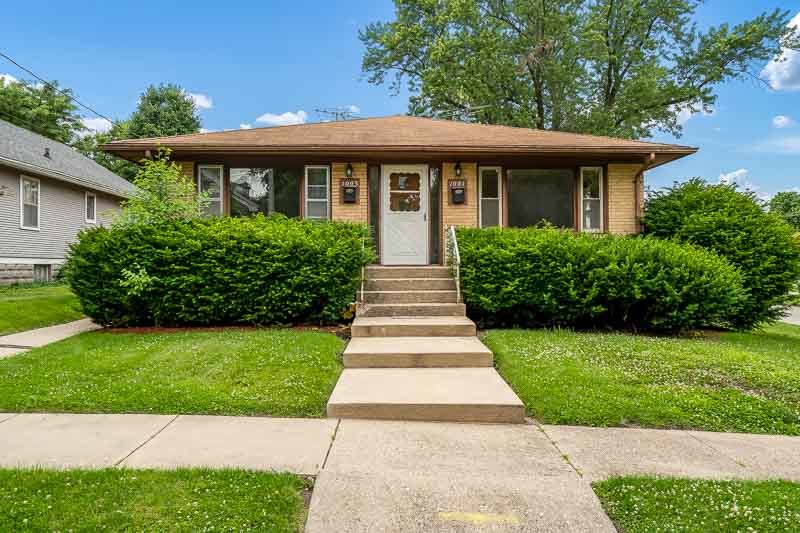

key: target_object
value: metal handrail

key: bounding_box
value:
[359,230,366,304]
[446,225,461,303]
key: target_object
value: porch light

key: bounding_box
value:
[345,163,353,177]
[454,162,462,177]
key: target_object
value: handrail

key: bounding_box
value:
[359,230,366,304]
[446,225,461,304]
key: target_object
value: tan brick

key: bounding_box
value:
[177,161,194,181]
[331,162,368,223]
[442,162,478,229]
[607,164,643,235]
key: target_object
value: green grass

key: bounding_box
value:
[0,468,308,532]
[594,476,800,533]
[484,323,800,435]
[0,329,343,417]
[0,284,83,336]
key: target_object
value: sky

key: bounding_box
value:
[2,0,799,198]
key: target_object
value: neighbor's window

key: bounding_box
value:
[304,166,330,219]
[20,176,40,230]
[85,191,97,223]
[479,167,502,228]
[507,169,574,228]
[580,167,603,232]
[198,164,223,216]
[230,167,300,218]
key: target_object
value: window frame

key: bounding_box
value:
[304,165,331,220]
[579,166,604,233]
[19,175,41,231]
[478,166,503,228]
[197,164,224,216]
[85,191,97,224]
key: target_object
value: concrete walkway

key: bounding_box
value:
[783,306,800,326]
[0,318,99,358]
[2,413,799,531]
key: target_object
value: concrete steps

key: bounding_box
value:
[362,290,458,304]
[364,278,456,291]
[356,303,466,317]
[326,368,525,423]
[366,266,452,278]
[351,316,476,337]
[343,337,493,368]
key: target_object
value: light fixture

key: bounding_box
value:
[454,162,462,177]
[345,163,353,178]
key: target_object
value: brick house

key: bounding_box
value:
[103,115,695,266]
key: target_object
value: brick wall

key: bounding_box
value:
[442,162,478,229]
[178,161,194,181]
[331,162,368,223]
[607,163,643,234]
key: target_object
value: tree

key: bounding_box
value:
[116,149,208,225]
[0,77,84,143]
[127,84,201,139]
[72,120,139,181]
[361,1,799,138]
[770,191,800,231]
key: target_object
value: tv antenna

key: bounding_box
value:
[436,104,491,120]
[314,107,360,121]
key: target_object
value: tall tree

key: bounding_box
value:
[127,84,201,138]
[0,77,84,143]
[72,120,139,181]
[361,0,799,138]
[770,191,800,231]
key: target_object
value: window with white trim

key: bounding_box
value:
[304,166,330,219]
[85,191,97,223]
[20,176,40,230]
[198,164,223,216]
[580,167,603,232]
[479,167,502,228]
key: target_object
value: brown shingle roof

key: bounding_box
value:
[103,115,696,158]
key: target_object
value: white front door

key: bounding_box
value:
[381,164,429,265]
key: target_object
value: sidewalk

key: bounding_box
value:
[784,306,800,326]
[1,413,798,531]
[0,318,99,358]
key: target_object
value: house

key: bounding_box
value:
[0,119,135,284]
[103,115,696,266]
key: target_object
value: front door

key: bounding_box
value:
[381,164,429,265]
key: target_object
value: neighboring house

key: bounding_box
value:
[103,115,695,265]
[0,119,135,284]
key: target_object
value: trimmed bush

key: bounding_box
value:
[64,214,374,327]
[456,227,744,331]
[643,179,800,328]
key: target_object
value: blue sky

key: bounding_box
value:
[2,0,798,197]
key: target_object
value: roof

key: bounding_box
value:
[102,115,696,167]
[0,119,135,197]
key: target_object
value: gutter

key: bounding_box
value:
[0,155,133,198]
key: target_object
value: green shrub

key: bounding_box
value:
[456,227,744,331]
[643,179,800,328]
[64,214,374,327]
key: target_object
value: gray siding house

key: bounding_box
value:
[0,119,135,284]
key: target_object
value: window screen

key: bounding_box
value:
[198,165,223,216]
[507,169,574,228]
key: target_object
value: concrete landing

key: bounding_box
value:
[343,336,493,368]
[326,368,525,423]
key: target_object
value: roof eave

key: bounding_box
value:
[0,155,133,198]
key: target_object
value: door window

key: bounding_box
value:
[389,172,421,212]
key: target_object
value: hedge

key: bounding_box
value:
[64,215,374,327]
[456,227,744,331]
[643,179,800,329]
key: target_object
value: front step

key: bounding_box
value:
[343,337,493,368]
[366,266,451,278]
[365,278,456,291]
[362,290,458,304]
[326,368,525,423]
[356,303,466,317]
[351,316,476,337]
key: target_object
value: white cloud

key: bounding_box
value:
[81,117,113,134]
[347,104,361,114]
[718,168,771,201]
[753,136,800,154]
[188,92,213,110]
[255,110,308,126]
[199,128,215,134]
[773,115,794,128]
[671,104,714,125]
[239,123,252,130]
[0,73,18,85]
[761,12,800,91]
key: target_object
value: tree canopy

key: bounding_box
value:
[361,0,799,138]
[127,84,201,139]
[770,191,800,231]
[0,77,84,143]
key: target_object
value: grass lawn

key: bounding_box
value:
[0,329,343,417]
[0,284,83,336]
[484,322,800,435]
[0,468,308,532]
[594,476,800,533]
